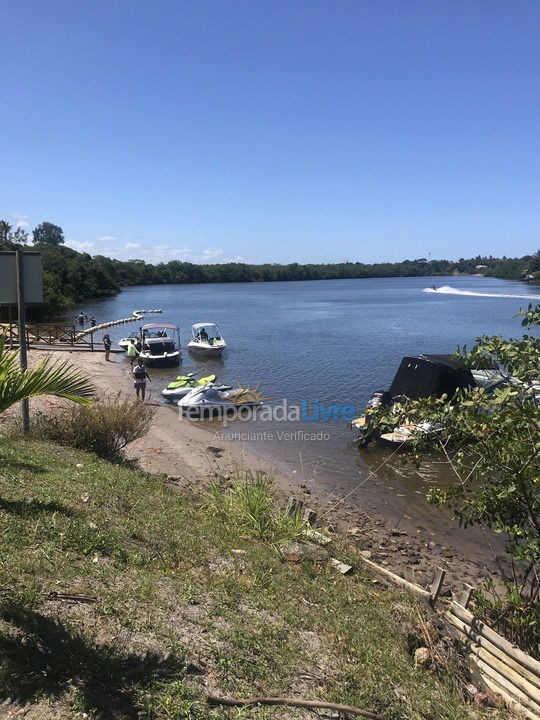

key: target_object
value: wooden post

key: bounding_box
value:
[286,497,304,515]
[430,567,446,604]
[16,250,30,432]
[303,508,318,526]
[457,583,474,609]
[90,330,94,351]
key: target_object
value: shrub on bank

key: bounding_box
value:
[29,395,154,462]
[204,471,308,545]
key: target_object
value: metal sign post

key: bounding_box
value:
[0,250,43,432]
[16,250,30,431]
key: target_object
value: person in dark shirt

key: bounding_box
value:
[103,333,112,362]
[133,358,151,401]
[199,327,209,343]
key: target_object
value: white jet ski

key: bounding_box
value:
[177,383,262,417]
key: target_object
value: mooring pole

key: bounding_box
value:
[16,250,30,432]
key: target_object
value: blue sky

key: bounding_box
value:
[1,0,539,264]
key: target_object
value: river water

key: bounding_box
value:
[65,275,540,558]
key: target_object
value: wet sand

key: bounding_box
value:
[3,346,512,594]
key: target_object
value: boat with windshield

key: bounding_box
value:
[118,330,141,350]
[138,323,181,367]
[187,323,226,357]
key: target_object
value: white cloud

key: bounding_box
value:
[12,213,30,228]
[200,247,225,260]
[68,240,96,252]
[64,235,246,265]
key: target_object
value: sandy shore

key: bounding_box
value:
[2,345,512,594]
[6,346,284,486]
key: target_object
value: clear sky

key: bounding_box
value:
[1,0,539,264]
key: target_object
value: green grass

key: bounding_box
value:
[0,437,501,719]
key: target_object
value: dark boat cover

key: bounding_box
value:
[388,355,475,401]
[145,339,176,355]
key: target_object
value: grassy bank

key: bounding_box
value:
[0,437,500,719]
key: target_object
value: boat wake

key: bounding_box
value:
[423,285,540,300]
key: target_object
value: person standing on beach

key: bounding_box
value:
[133,357,151,401]
[103,333,112,362]
[126,339,139,367]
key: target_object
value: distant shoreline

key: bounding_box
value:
[17,240,532,319]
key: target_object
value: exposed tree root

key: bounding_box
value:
[205,694,387,718]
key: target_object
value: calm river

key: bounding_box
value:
[64,275,540,558]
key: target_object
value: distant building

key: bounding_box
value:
[475,264,488,270]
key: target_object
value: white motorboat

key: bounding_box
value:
[187,323,226,357]
[177,383,262,417]
[118,330,141,350]
[139,323,181,367]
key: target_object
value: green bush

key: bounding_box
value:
[204,471,307,545]
[472,581,540,660]
[30,395,154,462]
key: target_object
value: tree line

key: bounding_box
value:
[0,219,537,317]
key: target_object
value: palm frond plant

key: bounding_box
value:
[0,332,95,414]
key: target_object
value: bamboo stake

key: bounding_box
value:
[473,644,540,710]
[473,654,540,717]
[357,555,431,597]
[445,611,540,693]
[447,619,540,708]
[449,602,540,678]
[481,675,539,720]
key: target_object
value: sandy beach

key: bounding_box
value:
[2,345,512,595]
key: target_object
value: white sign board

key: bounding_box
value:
[0,251,43,305]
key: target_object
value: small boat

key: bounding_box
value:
[353,354,507,447]
[161,373,216,401]
[118,330,141,350]
[178,383,262,417]
[187,323,226,357]
[139,323,181,367]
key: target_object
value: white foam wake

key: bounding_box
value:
[423,285,540,300]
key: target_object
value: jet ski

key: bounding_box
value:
[161,373,216,401]
[177,383,263,418]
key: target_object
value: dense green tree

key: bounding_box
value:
[527,249,540,276]
[0,220,13,249]
[0,221,29,250]
[33,221,65,246]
